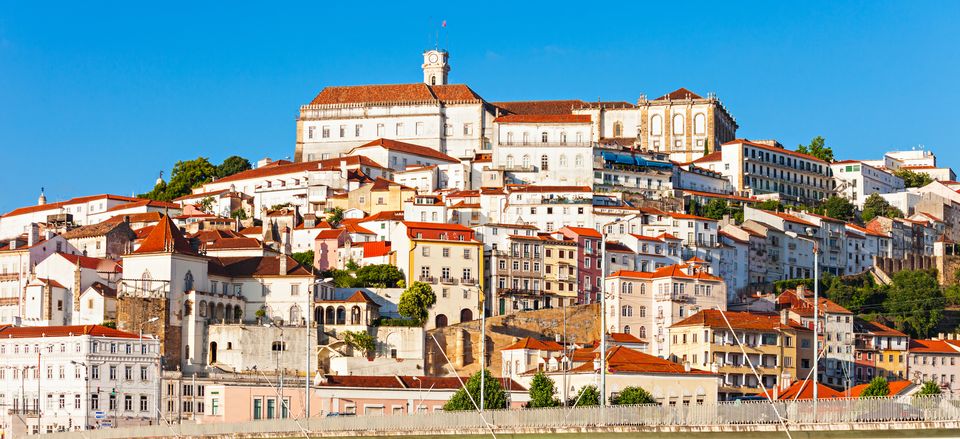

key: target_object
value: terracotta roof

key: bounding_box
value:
[104,212,164,225]
[61,221,132,239]
[317,375,525,391]
[56,252,114,271]
[492,100,584,115]
[682,190,758,203]
[846,223,888,238]
[133,226,155,239]
[600,345,712,375]
[672,310,810,331]
[778,289,853,315]
[132,215,195,255]
[352,138,459,163]
[0,324,139,339]
[360,211,406,222]
[761,381,844,400]
[360,241,391,258]
[692,151,723,163]
[204,237,263,250]
[604,242,633,253]
[34,278,66,288]
[494,114,591,124]
[507,185,593,193]
[369,177,415,192]
[340,219,376,235]
[910,339,960,354]
[559,226,601,239]
[86,282,117,298]
[344,290,379,305]
[1,194,141,218]
[848,380,914,398]
[608,332,645,344]
[723,139,828,164]
[239,226,262,235]
[653,88,703,101]
[502,337,564,351]
[308,83,482,105]
[210,255,313,277]
[315,229,346,240]
[856,319,907,337]
[758,209,818,227]
[212,156,386,185]
[105,199,180,212]
[190,229,244,243]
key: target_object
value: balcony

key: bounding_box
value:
[462,278,477,286]
[418,276,436,284]
[0,297,18,306]
[0,272,19,281]
[499,141,592,148]
[499,288,543,298]
[654,293,693,302]
[439,277,458,285]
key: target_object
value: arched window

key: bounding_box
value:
[541,155,549,171]
[506,155,514,168]
[575,155,583,167]
[627,282,633,294]
[639,306,646,317]
[184,271,194,291]
[639,326,647,339]
[184,300,192,316]
[506,132,514,144]
[651,115,663,136]
[140,270,152,293]
[541,132,548,143]
[559,155,568,167]
[623,325,631,335]
[522,155,531,169]
[560,132,567,145]
[673,114,684,135]
[198,301,207,317]
[350,306,361,325]
[694,113,706,135]
[430,75,436,85]
[435,314,448,328]
[613,121,623,137]
[290,305,302,324]
[621,305,633,317]
[640,283,646,295]
[336,307,346,325]
[460,308,473,322]
[621,283,628,294]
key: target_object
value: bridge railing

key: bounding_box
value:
[34,395,960,438]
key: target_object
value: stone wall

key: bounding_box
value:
[425,304,599,377]
[117,296,179,370]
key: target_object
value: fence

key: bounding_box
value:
[35,396,960,439]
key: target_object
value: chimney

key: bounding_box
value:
[684,362,691,372]
[124,215,131,224]
[796,284,806,297]
[27,223,40,247]
[340,160,348,178]
[281,226,292,256]
[279,253,288,276]
[780,308,789,326]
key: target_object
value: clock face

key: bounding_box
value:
[429,53,439,63]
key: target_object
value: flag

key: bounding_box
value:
[442,20,447,28]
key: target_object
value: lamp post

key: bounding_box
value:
[479,286,486,412]
[599,214,636,412]
[787,227,820,419]
[411,376,423,413]
[264,322,286,418]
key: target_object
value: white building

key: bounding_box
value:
[862,149,956,182]
[489,114,594,187]
[830,160,905,207]
[0,230,77,325]
[0,193,141,240]
[0,325,161,435]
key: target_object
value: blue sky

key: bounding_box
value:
[1,1,958,213]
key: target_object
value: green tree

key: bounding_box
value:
[894,169,934,188]
[884,269,944,338]
[823,273,887,314]
[570,385,601,407]
[355,264,405,288]
[610,386,656,405]
[702,199,730,220]
[756,199,783,212]
[198,196,215,213]
[917,380,942,396]
[398,282,436,324]
[343,330,376,356]
[796,136,834,162]
[345,259,361,272]
[327,207,345,228]
[141,157,218,201]
[945,285,960,307]
[231,208,248,220]
[527,372,560,408]
[216,155,252,178]
[861,193,903,223]
[859,376,890,398]
[443,369,507,411]
[291,250,314,268]
[821,196,855,222]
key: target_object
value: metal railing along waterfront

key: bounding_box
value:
[35,395,960,438]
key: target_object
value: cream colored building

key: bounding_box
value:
[636,88,738,163]
[669,309,814,400]
[327,178,417,216]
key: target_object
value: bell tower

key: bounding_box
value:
[422,50,449,85]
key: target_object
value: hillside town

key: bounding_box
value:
[5,49,960,435]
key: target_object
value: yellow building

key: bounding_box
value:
[328,177,416,215]
[669,309,814,400]
[854,319,909,384]
[541,235,578,308]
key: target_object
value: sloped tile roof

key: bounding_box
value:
[133,215,195,255]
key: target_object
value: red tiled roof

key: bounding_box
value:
[340,219,376,235]
[361,241,391,258]
[758,209,818,227]
[692,151,723,163]
[494,114,591,124]
[846,223,888,238]
[315,229,345,240]
[133,215,195,255]
[344,290,378,304]
[317,375,525,391]
[0,324,139,339]
[309,83,482,105]
[682,190,758,203]
[857,319,907,337]
[723,139,828,164]
[778,289,853,315]
[359,211,405,222]
[910,339,960,354]
[34,278,66,288]
[369,177,415,192]
[213,156,386,185]
[608,332,645,344]
[492,100,584,115]
[653,87,703,101]
[560,226,601,238]
[352,138,459,163]
[848,380,914,397]
[2,194,141,218]
[105,199,180,212]
[502,337,564,351]
[204,237,263,250]
[56,252,110,271]
[602,345,712,375]
[672,310,810,331]
[239,226,262,235]
[507,185,593,193]
[210,255,313,277]
[614,263,723,281]
[761,381,844,400]
[104,212,164,224]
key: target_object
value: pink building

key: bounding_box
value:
[200,375,528,423]
[313,229,348,270]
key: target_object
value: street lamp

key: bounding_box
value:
[599,214,636,411]
[263,322,287,419]
[786,227,819,418]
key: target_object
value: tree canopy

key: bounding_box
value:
[355,264,405,288]
[343,330,376,357]
[398,281,436,325]
[861,193,903,223]
[610,386,656,405]
[291,250,314,268]
[527,372,560,408]
[918,380,942,396]
[216,155,252,178]
[570,385,601,407]
[796,136,834,162]
[327,207,345,228]
[821,196,855,222]
[884,269,944,338]
[859,377,890,398]
[894,169,934,188]
[443,369,507,411]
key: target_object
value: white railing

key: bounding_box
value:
[35,396,960,439]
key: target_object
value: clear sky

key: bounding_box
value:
[1,1,958,213]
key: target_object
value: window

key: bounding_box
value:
[463,123,473,135]
[463,249,471,259]
[613,121,623,137]
[124,395,133,411]
[651,114,663,136]
[321,126,330,138]
[109,366,117,380]
[291,284,300,296]
[125,366,133,381]
[91,394,99,410]
[92,365,100,380]
[141,366,148,381]
[140,395,148,412]
[541,155,549,171]
[254,399,263,420]
[415,122,424,136]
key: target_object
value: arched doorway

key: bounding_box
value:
[336,307,346,325]
[435,314,448,328]
[209,342,218,364]
[325,307,335,324]
[460,308,473,323]
[351,306,361,325]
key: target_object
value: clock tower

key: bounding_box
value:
[422,50,449,86]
